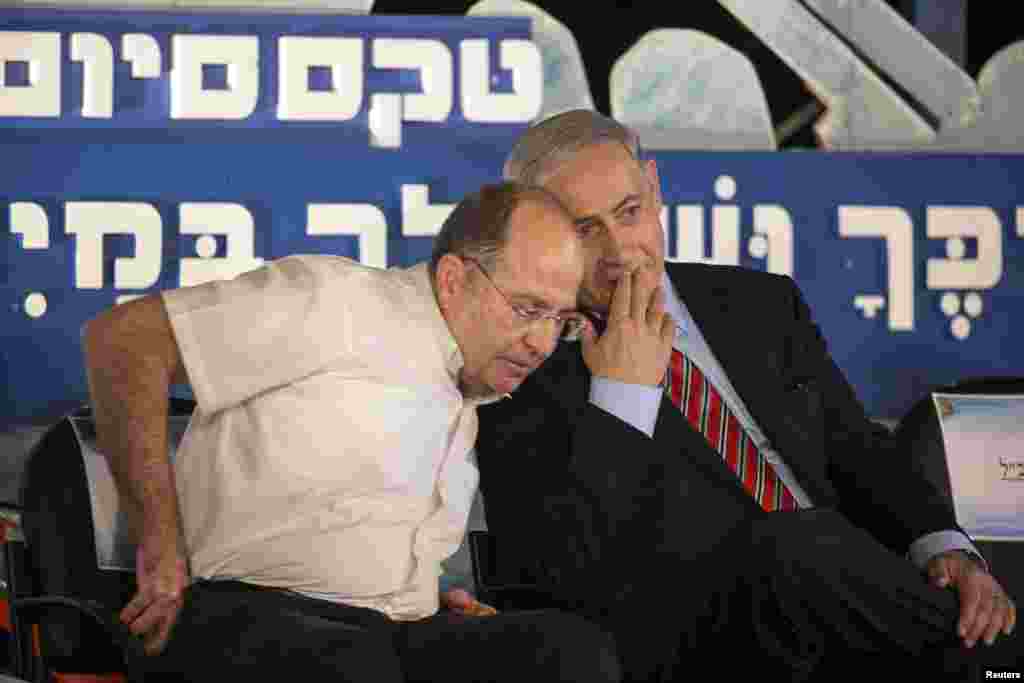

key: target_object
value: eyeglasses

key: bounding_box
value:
[464,257,587,342]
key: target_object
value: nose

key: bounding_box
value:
[522,318,560,359]
[600,219,631,260]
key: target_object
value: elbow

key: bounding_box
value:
[80,306,139,391]
[79,294,186,388]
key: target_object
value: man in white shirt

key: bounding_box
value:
[82,181,621,682]
[474,111,1018,681]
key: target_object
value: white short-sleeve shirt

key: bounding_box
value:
[162,255,493,620]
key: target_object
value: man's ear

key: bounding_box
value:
[434,253,466,312]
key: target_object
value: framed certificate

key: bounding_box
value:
[934,393,1024,541]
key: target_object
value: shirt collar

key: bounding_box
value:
[661,268,691,340]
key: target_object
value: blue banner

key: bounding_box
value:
[2,8,1022,426]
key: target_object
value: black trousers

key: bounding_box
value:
[603,508,1019,682]
[152,580,621,683]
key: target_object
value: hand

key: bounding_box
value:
[581,267,675,386]
[120,533,190,655]
[927,550,1016,647]
[440,587,498,617]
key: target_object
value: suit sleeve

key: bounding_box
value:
[780,276,963,553]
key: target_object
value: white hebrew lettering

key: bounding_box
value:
[277,36,362,121]
[122,34,161,79]
[369,93,402,148]
[307,203,388,268]
[373,38,452,122]
[65,202,162,291]
[926,207,1003,290]
[368,38,453,148]
[753,205,794,276]
[402,184,454,237]
[672,205,739,265]
[24,291,47,318]
[838,206,915,331]
[998,457,1024,481]
[0,31,60,117]
[460,38,542,122]
[171,35,259,120]
[71,33,113,118]
[10,202,49,250]
[9,202,50,318]
[178,203,263,286]
[853,295,885,319]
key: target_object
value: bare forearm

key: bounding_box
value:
[82,295,186,546]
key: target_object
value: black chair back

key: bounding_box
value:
[12,400,195,680]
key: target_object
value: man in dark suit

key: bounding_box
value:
[474,110,1017,681]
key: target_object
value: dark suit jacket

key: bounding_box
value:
[475,262,960,627]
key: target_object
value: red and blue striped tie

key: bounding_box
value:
[665,349,798,512]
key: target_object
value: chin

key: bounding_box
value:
[492,378,522,395]
[491,372,529,396]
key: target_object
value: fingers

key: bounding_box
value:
[608,269,631,324]
[578,316,599,355]
[963,591,993,647]
[144,611,180,656]
[611,267,660,324]
[981,597,1008,646]
[123,590,183,635]
[631,267,657,322]
[453,601,499,617]
[975,591,1016,647]
[121,576,186,627]
[647,283,666,326]
[122,562,188,656]
[441,588,498,617]
[470,601,498,617]
[957,576,1013,648]
[122,592,184,656]
[585,267,675,386]
[959,583,984,646]
[441,588,475,610]
[120,591,149,625]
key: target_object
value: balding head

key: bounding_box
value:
[429,181,567,278]
[503,109,642,185]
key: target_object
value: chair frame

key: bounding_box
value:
[2,401,194,683]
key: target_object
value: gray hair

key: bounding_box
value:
[503,109,643,185]
[429,181,561,278]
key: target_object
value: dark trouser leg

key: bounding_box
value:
[394,608,621,683]
[153,581,620,683]
[152,580,405,683]
[706,508,972,679]
[598,508,980,682]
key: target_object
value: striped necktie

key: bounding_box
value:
[665,348,798,512]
